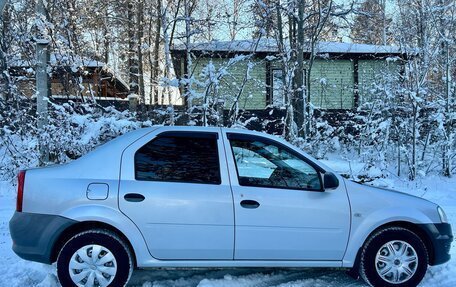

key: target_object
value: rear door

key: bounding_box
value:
[119,127,234,260]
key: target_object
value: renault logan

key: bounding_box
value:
[9,126,452,287]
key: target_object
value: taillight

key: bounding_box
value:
[16,170,26,212]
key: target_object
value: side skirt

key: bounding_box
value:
[137,260,343,268]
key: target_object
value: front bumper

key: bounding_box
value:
[418,223,453,265]
[9,211,77,264]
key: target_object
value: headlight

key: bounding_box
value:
[437,206,448,223]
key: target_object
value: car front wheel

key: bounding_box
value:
[56,229,133,287]
[359,227,428,287]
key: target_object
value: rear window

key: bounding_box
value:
[134,132,221,184]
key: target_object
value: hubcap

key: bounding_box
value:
[375,240,418,284]
[69,244,117,287]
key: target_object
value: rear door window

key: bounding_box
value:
[135,132,221,184]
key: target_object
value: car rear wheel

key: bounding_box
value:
[359,227,428,287]
[56,229,133,287]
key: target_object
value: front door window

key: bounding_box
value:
[229,136,322,191]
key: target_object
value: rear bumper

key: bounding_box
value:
[9,211,77,264]
[418,223,453,265]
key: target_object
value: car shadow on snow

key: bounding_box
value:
[127,267,368,287]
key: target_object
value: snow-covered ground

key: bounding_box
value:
[0,159,455,287]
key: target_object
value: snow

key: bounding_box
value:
[8,54,129,92]
[172,39,409,55]
[0,157,455,287]
[9,54,104,68]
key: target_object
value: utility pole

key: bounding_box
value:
[0,0,8,100]
[36,0,50,164]
[295,0,306,138]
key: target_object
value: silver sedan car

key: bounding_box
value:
[10,126,452,287]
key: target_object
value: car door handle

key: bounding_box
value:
[124,193,145,202]
[240,200,260,209]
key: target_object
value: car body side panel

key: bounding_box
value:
[342,180,440,267]
[221,129,351,260]
[18,128,158,266]
[22,177,120,215]
[60,205,153,265]
[118,126,235,260]
[22,128,157,215]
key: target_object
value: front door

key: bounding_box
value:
[223,131,350,260]
[119,128,234,260]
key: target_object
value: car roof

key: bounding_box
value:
[150,125,290,147]
[150,125,269,136]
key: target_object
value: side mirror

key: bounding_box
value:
[323,172,339,190]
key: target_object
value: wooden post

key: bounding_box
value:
[36,0,50,164]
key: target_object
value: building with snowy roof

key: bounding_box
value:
[9,54,129,102]
[171,39,411,114]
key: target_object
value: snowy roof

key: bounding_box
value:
[102,66,129,91]
[9,53,129,90]
[9,53,105,68]
[172,39,410,55]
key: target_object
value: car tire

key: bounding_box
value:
[359,227,428,287]
[56,229,133,287]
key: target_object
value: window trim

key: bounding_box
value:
[134,131,222,185]
[227,133,324,192]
